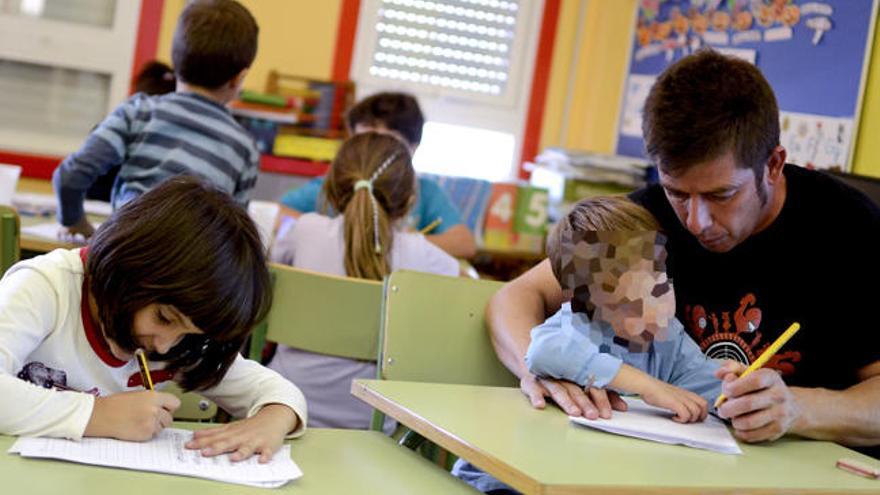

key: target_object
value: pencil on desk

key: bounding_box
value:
[135,348,154,391]
[714,322,801,408]
[419,217,442,235]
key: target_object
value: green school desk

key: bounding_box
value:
[0,426,478,494]
[15,178,106,254]
[352,379,880,494]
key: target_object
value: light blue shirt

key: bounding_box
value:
[526,303,721,404]
[279,176,463,233]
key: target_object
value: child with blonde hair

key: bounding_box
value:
[269,132,458,430]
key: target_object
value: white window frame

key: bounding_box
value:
[350,0,545,180]
[0,1,141,155]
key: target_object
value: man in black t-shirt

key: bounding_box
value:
[486,50,880,456]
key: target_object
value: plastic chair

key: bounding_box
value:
[372,270,518,464]
[0,206,20,275]
[377,270,517,387]
[164,381,218,422]
[249,263,383,363]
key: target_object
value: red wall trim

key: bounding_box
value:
[131,0,165,91]
[518,0,560,180]
[331,0,362,82]
[0,151,62,180]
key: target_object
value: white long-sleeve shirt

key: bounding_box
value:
[0,248,307,440]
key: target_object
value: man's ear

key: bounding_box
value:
[766,145,787,184]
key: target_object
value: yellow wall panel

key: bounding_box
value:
[155,0,343,92]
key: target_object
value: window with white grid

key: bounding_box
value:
[369,0,519,97]
[352,0,545,180]
[0,0,139,156]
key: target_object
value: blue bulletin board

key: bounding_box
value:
[616,0,879,170]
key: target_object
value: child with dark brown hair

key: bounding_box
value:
[55,0,261,240]
[269,132,458,431]
[0,177,306,463]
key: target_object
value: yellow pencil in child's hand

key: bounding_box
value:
[419,217,442,235]
[714,322,801,408]
[135,348,154,391]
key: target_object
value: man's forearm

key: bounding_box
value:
[486,287,541,378]
[792,376,880,446]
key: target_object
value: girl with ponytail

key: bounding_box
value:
[268,132,459,431]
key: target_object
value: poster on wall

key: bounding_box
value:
[616,0,878,171]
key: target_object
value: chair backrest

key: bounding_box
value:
[251,263,384,362]
[379,270,518,387]
[0,205,21,275]
[163,382,218,422]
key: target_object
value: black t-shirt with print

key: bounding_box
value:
[631,164,880,392]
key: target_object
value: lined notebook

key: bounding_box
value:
[570,397,741,455]
[8,428,303,488]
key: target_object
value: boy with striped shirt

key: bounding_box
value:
[54,0,261,239]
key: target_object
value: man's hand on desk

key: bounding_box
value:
[715,361,802,442]
[520,373,627,420]
[59,217,96,242]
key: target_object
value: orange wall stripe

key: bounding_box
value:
[130,0,165,91]
[519,0,560,179]
[331,0,362,81]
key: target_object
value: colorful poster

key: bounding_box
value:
[617,0,877,171]
[779,111,852,170]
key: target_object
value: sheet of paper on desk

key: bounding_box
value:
[8,428,303,488]
[12,192,112,217]
[570,397,742,455]
[21,222,101,244]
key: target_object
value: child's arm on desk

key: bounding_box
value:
[525,307,707,423]
[610,366,708,423]
[185,403,298,463]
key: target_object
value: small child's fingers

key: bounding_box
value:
[230,443,257,462]
[667,398,694,423]
[258,444,279,464]
[157,407,174,430]
[187,425,229,447]
[607,390,628,412]
[200,438,235,457]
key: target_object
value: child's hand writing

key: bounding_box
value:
[185,403,298,463]
[84,391,180,441]
[640,379,708,423]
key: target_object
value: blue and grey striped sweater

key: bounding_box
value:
[53,91,259,225]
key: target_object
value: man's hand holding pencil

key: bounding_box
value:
[714,322,804,443]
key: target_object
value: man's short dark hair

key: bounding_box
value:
[172,0,258,89]
[345,92,425,147]
[87,176,271,391]
[642,49,780,186]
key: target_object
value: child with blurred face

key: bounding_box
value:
[526,197,721,423]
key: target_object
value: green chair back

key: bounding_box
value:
[250,263,383,363]
[379,270,518,387]
[0,206,20,275]
[164,382,218,422]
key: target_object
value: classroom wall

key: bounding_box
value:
[156,0,343,92]
[156,0,880,178]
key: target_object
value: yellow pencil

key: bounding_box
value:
[419,217,442,235]
[714,322,801,408]
[135,348,154,391]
